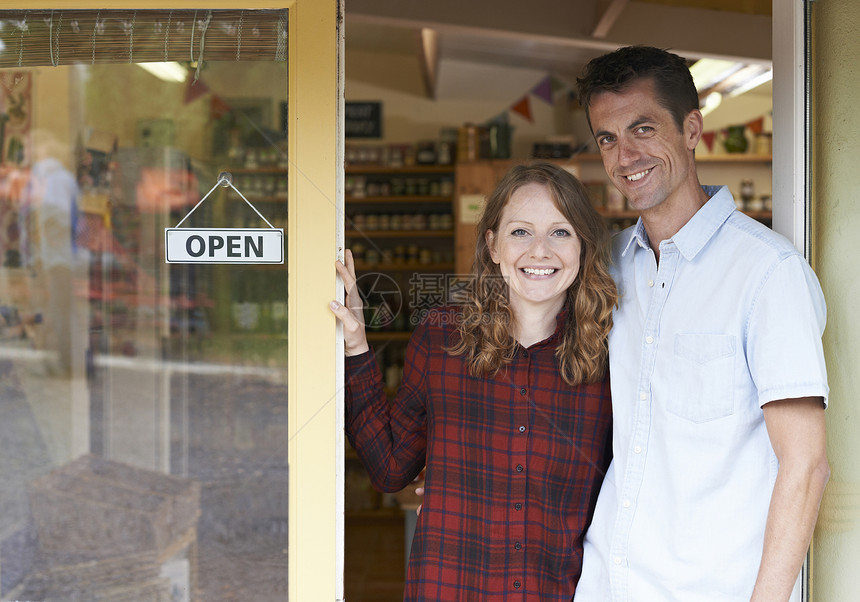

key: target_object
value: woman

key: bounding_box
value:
[330,161,616,599]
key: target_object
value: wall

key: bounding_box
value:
[346,49,574,157]
[810,0,860,598]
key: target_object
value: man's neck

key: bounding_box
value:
[641,183,710,262]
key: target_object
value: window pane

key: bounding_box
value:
[0,9,288,600]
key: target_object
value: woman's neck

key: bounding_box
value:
[511,298,565,348]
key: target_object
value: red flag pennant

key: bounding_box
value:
[184,76,210,104]
[511,96,533,122]
[746,116,764,135]
[702,131,716,152]
[210,95,232,120]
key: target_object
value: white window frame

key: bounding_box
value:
[772,1,814,600]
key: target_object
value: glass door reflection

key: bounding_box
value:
[0,9,288,600]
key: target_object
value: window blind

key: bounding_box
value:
[0,9,288,68]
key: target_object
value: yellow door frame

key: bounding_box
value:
[0,1,343,598]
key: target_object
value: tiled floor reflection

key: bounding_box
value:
[0,354,287,600]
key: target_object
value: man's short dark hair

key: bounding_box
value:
[576,45,700,132]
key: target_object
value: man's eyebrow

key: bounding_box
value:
[593,116,653,139]
[628,117,653,130]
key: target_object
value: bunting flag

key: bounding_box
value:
[510,96,533,122]
[184,75,210,104]
[550,76,567,95]
[746,116,764,135]
[531,76,554,105]
[210,95,232,120]
[702,131,716,152]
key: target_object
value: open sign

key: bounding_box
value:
[165,228,284,264]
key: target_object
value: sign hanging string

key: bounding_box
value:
[174,172,276,229]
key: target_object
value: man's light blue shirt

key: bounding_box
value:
[575,185,828,601]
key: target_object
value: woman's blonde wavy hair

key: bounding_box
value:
[446,161,617,385]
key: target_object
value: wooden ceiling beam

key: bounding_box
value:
[592,0,629,39]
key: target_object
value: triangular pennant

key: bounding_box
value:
[550,76,567,95]
[184,76,209,104]
[531,76,554,105]
[746,116,764,135]
[511,96,533,122]
[702,131,716,152]
[210,95,232,119]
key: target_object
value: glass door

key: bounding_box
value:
[0,2,341,599]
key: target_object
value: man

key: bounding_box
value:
[573,46,830,601]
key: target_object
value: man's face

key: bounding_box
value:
[588,78,701,214]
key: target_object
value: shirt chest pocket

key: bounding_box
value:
[668,333,736,423]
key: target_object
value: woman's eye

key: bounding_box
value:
[511,228,528,236]
[552,229,571,237]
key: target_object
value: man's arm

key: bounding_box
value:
[751,396,830,602]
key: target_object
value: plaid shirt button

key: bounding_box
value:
[514,580,521,589]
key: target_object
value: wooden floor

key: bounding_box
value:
[344,511,406,602]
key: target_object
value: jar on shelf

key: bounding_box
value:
[724,125,749,154]
[740,179,755,206]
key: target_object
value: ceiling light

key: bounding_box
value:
[727,69,773,97]
[700,91,723,117]
[137,62,187,83]
[689,58,743,92]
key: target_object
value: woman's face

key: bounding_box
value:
[486,182,582,318]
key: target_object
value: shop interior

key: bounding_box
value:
[0,3,773,600]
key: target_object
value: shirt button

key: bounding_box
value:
[634,446,642,454]
[645,335,654,344]
[648,279,654,287]
[514,542,522,550]
[614,557,622,566]
[519,387,527,396]
[515,503,522,511]
[514,580,521,589]
[639,392,647,400]
[516,464,523,472]
[518,426,526,433]
[623,499,632,508]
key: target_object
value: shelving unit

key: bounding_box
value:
[344,163,456,516]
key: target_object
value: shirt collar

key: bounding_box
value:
[620,185,736,261]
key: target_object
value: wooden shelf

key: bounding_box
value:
[696,154,772,163]
[345,229,453,238]
[574,152,772,163]
[598,208,640,219]
[743,210,772,220]
[346,195,454,204]
[345,164,455,174]
[226,194,287,204]
[597,208,771,220]
[223,166,287,174]
[354,261,454,272]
